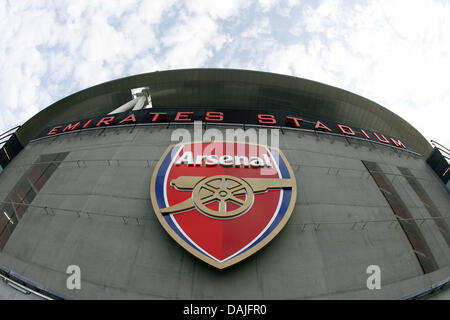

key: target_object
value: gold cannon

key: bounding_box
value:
[161,175,295,218]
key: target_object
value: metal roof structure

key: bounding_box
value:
[15,69,432,157]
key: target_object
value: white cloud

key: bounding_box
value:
[0,0,448,150]
[265,0,450,147]
[185,0,249,20]
[258,0,277,12]
[242,17,271,38]
[161,13,230,69]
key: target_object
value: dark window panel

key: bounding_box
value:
[0,152,69,252]
[398,166,450,248]
[12,176,37,205]
[0,206,9,231]
[1,203,17,233]
[362,160,439,274]
[27,166,44,190]
[0,226,11,251]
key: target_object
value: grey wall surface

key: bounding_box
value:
[0,124,448,299]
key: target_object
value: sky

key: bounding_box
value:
[0,0,449,148]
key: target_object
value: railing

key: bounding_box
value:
[0,126,20,149]
[1,199,448,230]
[0,265,71,300]
[431,140,450,161]
[0,126,23,171]
[398,277,450,300]
[428,140,450,185]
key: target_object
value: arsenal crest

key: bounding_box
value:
[150,141,297,269]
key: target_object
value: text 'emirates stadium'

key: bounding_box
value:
[0,69,449,300]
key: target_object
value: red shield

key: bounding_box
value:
[151,141,296,269]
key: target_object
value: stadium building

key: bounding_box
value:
[0,69,449,299]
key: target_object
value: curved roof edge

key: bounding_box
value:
[16,68,432,157]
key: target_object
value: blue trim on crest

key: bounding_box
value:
[224,147,292,261]
[155,145,210,259]
[154,144,294,263]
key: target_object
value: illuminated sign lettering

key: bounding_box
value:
[38,108,410,150]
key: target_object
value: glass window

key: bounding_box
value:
[362,160,439,274]
[0,151,69,251]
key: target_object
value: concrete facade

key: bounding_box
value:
[0,124,448,299]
